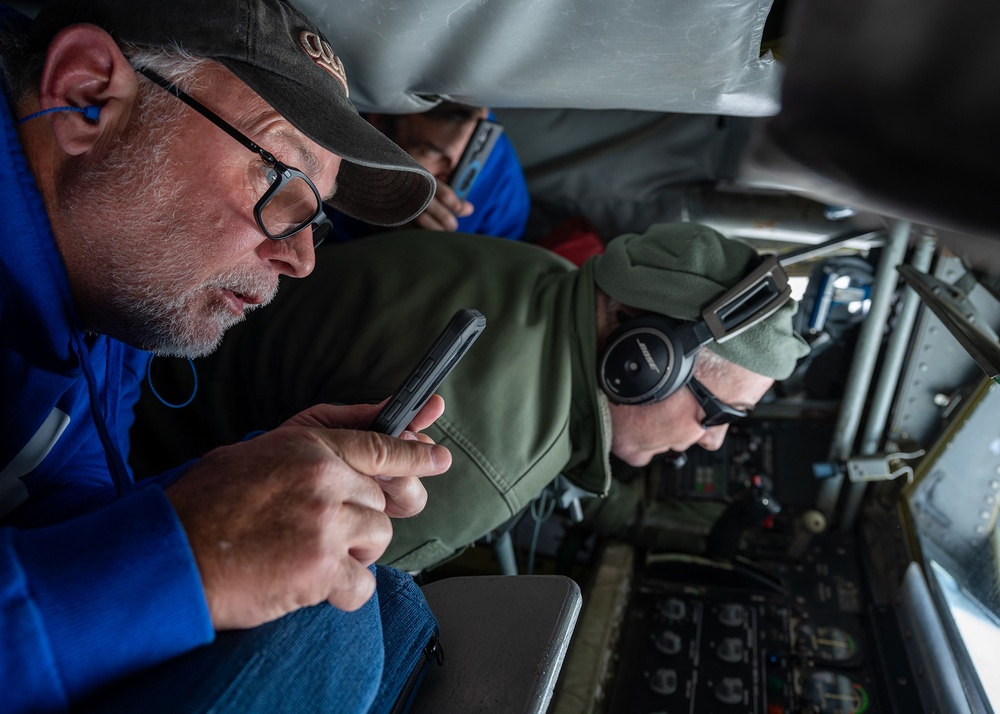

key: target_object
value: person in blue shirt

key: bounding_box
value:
[0,1,452,712]
[330,102,531,241]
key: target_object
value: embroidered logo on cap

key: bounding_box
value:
[299,31,349,97]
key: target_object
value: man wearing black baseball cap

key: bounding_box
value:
[0,1,450,711]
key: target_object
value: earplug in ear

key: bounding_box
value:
[17,105,100,125]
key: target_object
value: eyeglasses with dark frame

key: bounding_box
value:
[136,67,333,248]
[687,377,749,428]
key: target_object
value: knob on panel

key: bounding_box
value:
[714,676,745,705]
[716,636,745,663]
[649,667,678,695]
[718,603,747,627]
[655,629,683,655]
[658,597,687,621]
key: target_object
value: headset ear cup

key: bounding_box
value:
[598,314,698,404]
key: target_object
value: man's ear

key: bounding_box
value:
[36,23,139,156]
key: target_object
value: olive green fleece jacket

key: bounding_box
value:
[130,231,612,572]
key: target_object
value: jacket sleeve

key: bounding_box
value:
[0,486,214,712]
[457,129,531,240]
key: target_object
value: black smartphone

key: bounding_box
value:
[369,308,487,437]
[449,119,503,200]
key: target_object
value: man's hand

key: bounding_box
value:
[413,180,474,232]
[166,400,451,630]
[282,396,446,517]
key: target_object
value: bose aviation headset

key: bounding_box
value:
[598,254,792,405]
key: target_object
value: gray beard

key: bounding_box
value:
[113,266,276,358]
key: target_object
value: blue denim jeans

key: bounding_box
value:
[78,565,438,714]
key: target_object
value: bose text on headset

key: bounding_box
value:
[598,254,792,406]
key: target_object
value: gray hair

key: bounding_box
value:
[121,45,209,128]
[0,17,207,115]
[693,347,730,382]
[124,44,208,91]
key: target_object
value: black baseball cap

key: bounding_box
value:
[29,0,436,226]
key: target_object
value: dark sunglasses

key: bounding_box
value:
[687,377,749,428]
[137,67,333,248]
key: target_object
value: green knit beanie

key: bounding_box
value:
[592,223,810,380]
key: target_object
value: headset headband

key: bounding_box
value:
[701,254,791,344]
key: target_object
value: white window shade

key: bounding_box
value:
[294,0,782,117]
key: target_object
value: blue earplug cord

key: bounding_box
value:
[17,105,100,124]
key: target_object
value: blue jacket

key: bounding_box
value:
[453,125,530,239]
[0,10,213,709]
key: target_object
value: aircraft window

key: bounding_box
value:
[788,275,808,302]
[928,560,1000,711]
[905,378,1000,711]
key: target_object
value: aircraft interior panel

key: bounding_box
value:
[304,0,1000,708]
[523,231,1000,713]
[9,0,1000,711]
[409,217,1000,713]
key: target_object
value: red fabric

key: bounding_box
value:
[536,216,606,266]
